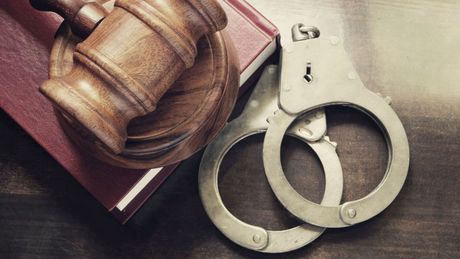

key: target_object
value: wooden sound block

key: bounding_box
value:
[51,0,239,169]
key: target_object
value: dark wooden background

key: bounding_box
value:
[1,0,459,258]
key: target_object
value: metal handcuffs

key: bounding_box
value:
[198,65,343,253]
[262,24,410,227]
[199,24,410,252]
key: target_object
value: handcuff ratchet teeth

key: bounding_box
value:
[198,65,343,253]
[262,24,410,227]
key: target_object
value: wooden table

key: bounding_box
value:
[1,0,459,257]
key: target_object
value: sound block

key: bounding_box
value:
[50,0,240,169]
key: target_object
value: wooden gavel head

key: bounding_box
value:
[31,0,228,154]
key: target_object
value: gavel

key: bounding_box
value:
[30,0,228,154]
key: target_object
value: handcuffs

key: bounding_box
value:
[199,24,410,252]
[198,65,343,253]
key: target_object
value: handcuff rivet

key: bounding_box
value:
[250,100,259,108]
[330,36,339,46]
[384,96,392,105]
[348,72,356,80]
[315,111,323,119]
[347,208,357,218]
[253,234,262,244]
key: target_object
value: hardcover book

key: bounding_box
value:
[0,0,279,223]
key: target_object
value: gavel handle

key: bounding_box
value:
[29,0,108,38]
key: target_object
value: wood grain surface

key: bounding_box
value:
[38,0,229,157]
[1,0,459,258]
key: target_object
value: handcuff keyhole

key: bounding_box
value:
[304,62,313,83]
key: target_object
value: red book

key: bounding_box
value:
[0,0,278,223]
